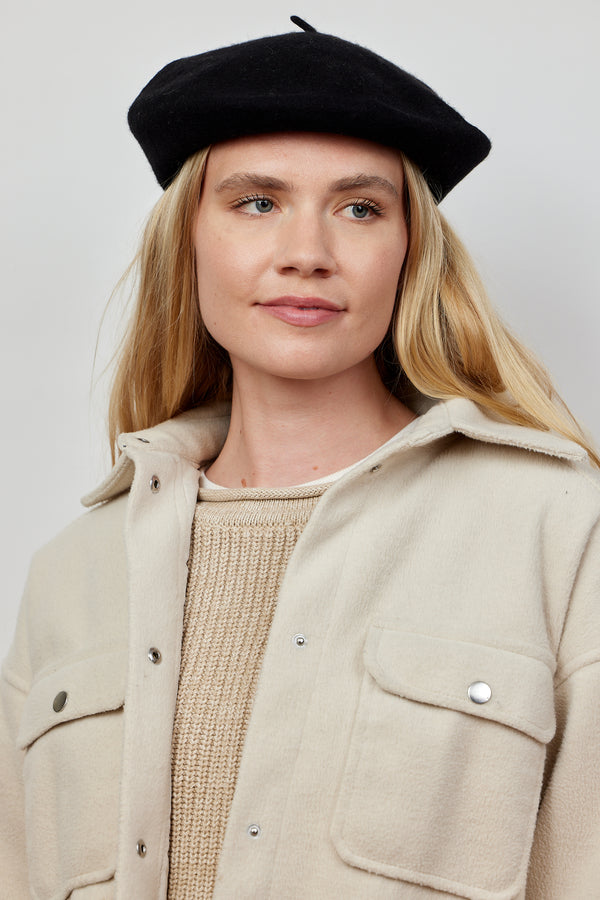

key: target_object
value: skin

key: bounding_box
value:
[194,132,416,487]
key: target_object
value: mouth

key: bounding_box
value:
[257,296,343,327]
[260,295,343,311]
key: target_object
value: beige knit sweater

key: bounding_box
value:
[167,483,326,899]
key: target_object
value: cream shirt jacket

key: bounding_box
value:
[1,398,600,900]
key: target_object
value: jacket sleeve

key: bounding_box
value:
[0,624,31,898]
[526,517,600,898]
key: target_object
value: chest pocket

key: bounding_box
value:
[17,650,126,900]
[331,626,555,900]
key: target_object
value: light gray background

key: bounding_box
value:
[1,0,598,660]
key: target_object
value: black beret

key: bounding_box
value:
[128,18,491,201]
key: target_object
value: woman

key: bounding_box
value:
[1,17,599,900]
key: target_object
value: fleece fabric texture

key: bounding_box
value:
[1,397,599,899]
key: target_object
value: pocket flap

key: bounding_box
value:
[364,625,555,743]
[17,650,127,750]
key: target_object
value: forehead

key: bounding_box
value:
[203,132,405,186]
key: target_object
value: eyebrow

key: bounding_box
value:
[214,172,400,199]
[329,175,400,199]
[215,173,294,194]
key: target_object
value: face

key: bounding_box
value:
[194,132,408,386]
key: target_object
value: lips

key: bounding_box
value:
[260,295,342,311]
[258,296,343,327]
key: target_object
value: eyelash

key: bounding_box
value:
[230,193,273,210]
[230,194,384,217]
[348,198,384,217]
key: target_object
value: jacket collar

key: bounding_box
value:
[443,397,587,460]
[82,402,231,508]
[82,397,587,508]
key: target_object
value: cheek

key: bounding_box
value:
[195,228,228,287]
[195,226,263,306]
[358,244,406,343]
[362,243,405,308]
[195,237,225,334]
[194,230,258,350]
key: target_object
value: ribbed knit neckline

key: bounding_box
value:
[197,481,328,503]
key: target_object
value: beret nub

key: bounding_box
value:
[128,19,491,201]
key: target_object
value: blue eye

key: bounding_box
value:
[254,198,274,213]
[342,200,383,219]
[351,204,370,219]
[231,195,276,214]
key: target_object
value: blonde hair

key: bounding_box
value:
[108,147,231,459]
[395,155,598,466]
[108,146,599,468]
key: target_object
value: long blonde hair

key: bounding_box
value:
[108,146,599,467]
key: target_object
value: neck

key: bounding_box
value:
[206,358,416,488]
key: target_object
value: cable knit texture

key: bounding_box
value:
[167,483,326,899]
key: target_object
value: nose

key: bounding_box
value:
[274,209,336,278]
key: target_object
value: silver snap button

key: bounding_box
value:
[148,647,162,664]
[53,691,68,712]
[468,681,492,704]
[370,464,382,473]
[136,840,147,857]
[292,634,306,648]
[150,475,161,493]
[247,824,261,838]
[137,437,150,443]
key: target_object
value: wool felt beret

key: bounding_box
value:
[128,17,491,201]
